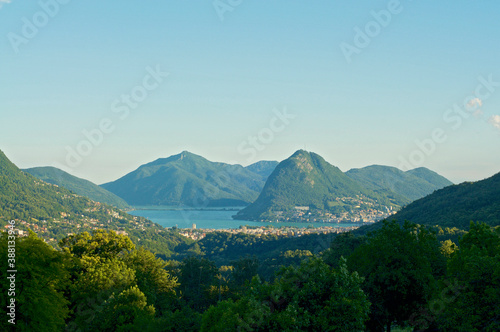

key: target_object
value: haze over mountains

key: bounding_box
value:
[24,166,130,209]
[3,148,456,225]
[346,165,453,205]
[386,171,500,229]
[234,150,452,221]
[0,150,153,244]
[99,150,453,217]
[234,150,393,221]
[101,151,274,207]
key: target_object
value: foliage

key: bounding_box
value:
[348,220,443,331]
[201,256,370,331]
[60,230,179,331]
[59,229,135,259]
[177,256,220,312]
[126,228,193,259]
[123,247,179,316]
[0,150,155,246]
[178,230,338,280]
[93,285,155,331]
[0,231,70,332]
[387,172,500,228]
[322,231,366,268]
[436,222,500,331]
[231,256,260,290]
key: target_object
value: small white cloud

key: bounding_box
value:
[0,0,11,9]
[465,97,483,111]
[489,115,500,130]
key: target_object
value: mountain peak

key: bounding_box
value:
[291,149,312,159]
[147,151,202,167]
[101,151,267,207]
[234,150,393,221]
[0,149,22,177]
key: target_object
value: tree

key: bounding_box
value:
[437,222,500,331]
[322,231,366,268]
[201,297,268,332]
[67,255,137,330]
[59,229,135,259]
[62,230,138,330]
[0,230,70,332]
[178,256,219,312]
[201,256,370,331]
[440,239,458,258]
[123,247,179,316]
[94,286,155,331]
[348,220,442,331]
[231,256,259,290]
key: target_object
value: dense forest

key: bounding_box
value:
[2,221,499,331]
[24,166,130,210]
[386,172,500,228]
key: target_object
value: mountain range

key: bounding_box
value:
[346,165,453,205]
[386,171,500,228]
[24,166,130,209]
[234,150,453,222]
[0,150,154,244]
[2,148,456,225]
[101,151,276,207]
[234,150,391,221]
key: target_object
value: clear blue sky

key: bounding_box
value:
[1,0,499,184]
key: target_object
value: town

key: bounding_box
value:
[260,195,398,223]
[178,224,361,241]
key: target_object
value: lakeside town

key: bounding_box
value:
[257,195,398,224]
[178,224,362,241]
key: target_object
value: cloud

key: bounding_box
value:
[465,97,483,111]
[489,115,500,130]
[0,0,11,9]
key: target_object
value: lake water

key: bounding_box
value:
[129,207,361,230]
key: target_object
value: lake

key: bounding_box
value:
[129,207,362,230]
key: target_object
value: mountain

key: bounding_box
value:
[245,160,279,181]
[101,151,266,207]
[346,165,453,204]
[385,171,500,229]
[234,150,398,222]
[0,149,155,244]
[24,166,129,209]
[406,167,453,188]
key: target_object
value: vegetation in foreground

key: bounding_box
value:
[1,220,499,331]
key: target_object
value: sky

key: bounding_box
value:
[1,0,499,184]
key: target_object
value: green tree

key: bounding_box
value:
[67,255,137,330]
[437,222,500,331]
[94,285,155,331]
[123,247,179,316]
[322,231,366,268]
[62,230,138,330]
[60,229,135,259]
[0,230,70,332]
[348,220,442,331]
[201,297,268,332]
[201,256,370,331]
[231,256,259,290]
[178,256,219,312]
[440,239,458,258]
